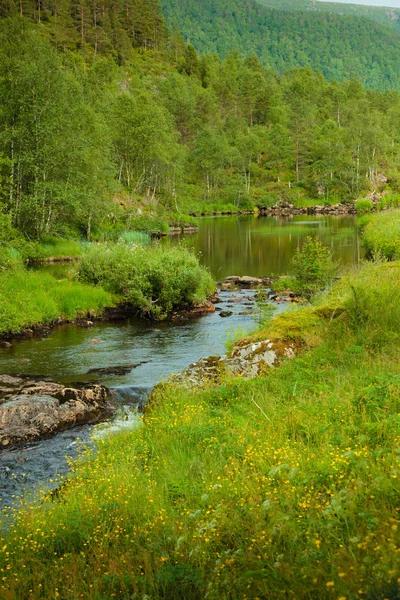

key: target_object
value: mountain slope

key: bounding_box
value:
[256,0,400,35]
[161,0,400,90]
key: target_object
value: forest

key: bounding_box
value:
[2,4,400,244]
[161,0,400,89]
[257,0,400,35]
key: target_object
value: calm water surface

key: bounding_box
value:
[0,215,364,509]
[166,214,364,279]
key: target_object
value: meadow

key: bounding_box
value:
[0,255,399,599]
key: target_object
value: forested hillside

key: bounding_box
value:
[161,0,400,90]
[257,0,400,35]
[0,0,168,61]
[2,1,400,243]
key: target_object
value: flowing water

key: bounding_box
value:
[0,214,364,510]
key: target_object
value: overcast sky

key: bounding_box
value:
[319,0,400,7]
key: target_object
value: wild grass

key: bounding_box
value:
[1,260,399,599]
[78,244,215,319]
[0,268,114,335]
[362,209,400,259]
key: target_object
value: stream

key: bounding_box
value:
[0,214,364,510]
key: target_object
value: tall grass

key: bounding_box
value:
[362,209,400,259]
[1,261,399,599]
[0,269,114,335]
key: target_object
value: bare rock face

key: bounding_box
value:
[165,338,298,389]
[0,376,113,448]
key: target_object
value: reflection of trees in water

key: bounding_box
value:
[167,215,363,278]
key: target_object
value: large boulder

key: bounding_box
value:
[165,338,298,389]
[0,376,114,448]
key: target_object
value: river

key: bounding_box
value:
[0,214,364,511]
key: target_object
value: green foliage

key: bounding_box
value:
[161,0,400,90]
[377,193,400,210]
[0,269,113,335]
[362,210,400,260]
[129,216,169,237]
[2,260,400,599]
[291,236,338,299]
[257,0,400,36]
[117,231,151,246]
[355,198,373,213]
[78,244,214,318]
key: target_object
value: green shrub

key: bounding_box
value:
[377,193,400,210]
[362,210,400,259]
[355,197,373,213]
[130,215,169,236]
[78,244,214,318]
[291,236,338,299]
[167,214,198,228]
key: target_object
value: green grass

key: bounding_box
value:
[0,268,114,335]
[1,260,399,599]
[362,209,400,259]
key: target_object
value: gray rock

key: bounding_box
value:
[164,338,297,389]
[0,379,113,448]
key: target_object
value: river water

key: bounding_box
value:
[0,214,364,510]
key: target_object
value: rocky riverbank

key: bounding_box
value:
[0,375,114,448]
[161,337,299,390]
[258,201,356,217]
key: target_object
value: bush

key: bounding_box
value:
[130,215,169,237]
[78,244,214,318]
[362,210,400,260]
[291,237,338,299]
[167,214,198,228]
[355,198,373,213]
[377,193,400,210]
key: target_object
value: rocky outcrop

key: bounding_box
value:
[0,375,114,448]
[164,338,298,389]
[219,275,273,290]
[258,201,356,217]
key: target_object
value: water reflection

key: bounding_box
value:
[165,214,363,279]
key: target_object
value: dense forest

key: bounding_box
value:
[161,0,400,90]
[2,7,400,242]
[257,0,400,35]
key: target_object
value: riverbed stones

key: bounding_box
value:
[221,275,273,289]
[0,378,113,448]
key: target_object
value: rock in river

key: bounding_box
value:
[0,375,114,448]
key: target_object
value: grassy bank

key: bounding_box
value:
[361,209,400,260]
[0,269,114,336]
[1,260,399,598]
[0,244,214,336]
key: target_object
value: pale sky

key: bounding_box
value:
[319,0,400,7]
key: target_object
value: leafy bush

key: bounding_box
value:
[362,210,400,259]
[167,214,198,228]
[355,197,373,213]
[291,237,338,299]
[130,216,169,236]
[377,193,400,210]
[78,244,214,318]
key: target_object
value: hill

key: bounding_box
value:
[256,0,400,35]
[161,0,400,90]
